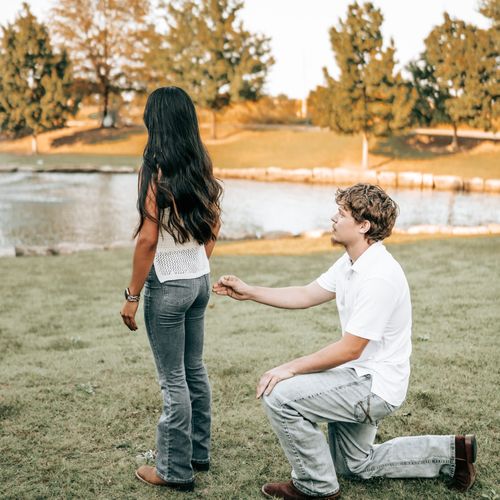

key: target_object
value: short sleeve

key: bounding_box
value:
[345,278,398,341]
[316,254,347,293]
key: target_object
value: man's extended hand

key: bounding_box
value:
[256,366,295,399]
[212,275,252,301]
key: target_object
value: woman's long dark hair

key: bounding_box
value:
[134,86,222,244]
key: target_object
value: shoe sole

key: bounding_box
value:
[465,434,477,463]
[261,485,276,498]
[192,461,210,472]
[450,434,478,492]
[135,470,194,491]
[135,470,155,486]
[261,484,340,499]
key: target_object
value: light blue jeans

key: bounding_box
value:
[263,368,455,496]
[144,268,211,484]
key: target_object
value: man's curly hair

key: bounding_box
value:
[335,184,399,242]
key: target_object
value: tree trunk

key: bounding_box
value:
[361,132,369,169]
[211,110,217,140]
[451,123,459,152]
[31,134,38,155]
[102,86,110,128]
[301,98,307,119]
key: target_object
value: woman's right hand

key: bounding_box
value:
[212,275,252,301]
[120,300,139,331]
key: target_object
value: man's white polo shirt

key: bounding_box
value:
[316,242,412,406]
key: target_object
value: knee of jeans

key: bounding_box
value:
[185,362,206,375]
[167,367,188,382]
[262,390,281,412]
[345,455,372,477]
[262,380,291,411]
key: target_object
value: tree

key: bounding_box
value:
[51,0,153,127]
[154,0,274,139]
[479,0,500,29]
[407,55,449,127]
[0,3,76,153]
[308,2,415,169]
[424,13,498,150]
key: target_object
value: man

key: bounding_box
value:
[213,184,476,499]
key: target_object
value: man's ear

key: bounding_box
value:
[359,220,371,234]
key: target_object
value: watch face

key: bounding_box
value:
[124,289,129,300]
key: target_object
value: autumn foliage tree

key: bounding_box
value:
[51,0,153,126]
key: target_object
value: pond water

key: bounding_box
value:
[0,172,499,248]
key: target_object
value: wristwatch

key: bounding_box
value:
[124,288,140,302]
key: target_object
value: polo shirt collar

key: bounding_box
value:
[350,241,384,274]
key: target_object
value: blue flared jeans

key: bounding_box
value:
[143,267,211,484]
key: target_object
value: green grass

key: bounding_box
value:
[208,129,364,169]
[209,130,500,178]
[0,237,499,499]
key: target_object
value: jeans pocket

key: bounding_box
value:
[162,279,196,307]
[202,273,211,299]
[354,393,393,424]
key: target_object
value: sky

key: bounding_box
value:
[1,0,491,99]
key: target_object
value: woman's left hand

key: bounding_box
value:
[120,300,139,331]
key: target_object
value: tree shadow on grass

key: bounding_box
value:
[372,134,483,160]
[51,125,145,148]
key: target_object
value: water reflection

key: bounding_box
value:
[0,172,498,247]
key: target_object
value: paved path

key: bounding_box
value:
[412,128,500,141]
[235,124,500,140]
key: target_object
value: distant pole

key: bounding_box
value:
[301,49,307,119]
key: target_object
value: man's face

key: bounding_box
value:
[330,205,367,246]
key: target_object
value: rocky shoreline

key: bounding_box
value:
[1,163,499,193]
[1,224,499,258]
[0,164,136,174]
[213,167,500,193]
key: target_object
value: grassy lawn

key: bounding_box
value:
[0,236,498,499]
[208,129,363,169]
[209,130,500,179]
[1,127,499,179]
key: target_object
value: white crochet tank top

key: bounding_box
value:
[153,221,209,282]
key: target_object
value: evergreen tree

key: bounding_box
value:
[51,0,153,126]
[307,85,334,129]
[308,2,415,169]
[155,0,274,139]
[424,13,498,150]
[407,55,449,127]
[0,3,76,153]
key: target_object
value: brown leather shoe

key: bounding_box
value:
[135,465,194,491]
[261,481,340,499]
[450,435,477,492]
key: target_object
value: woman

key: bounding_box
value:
[120,86,222,492]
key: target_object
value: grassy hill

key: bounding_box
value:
[0,123,499,179]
